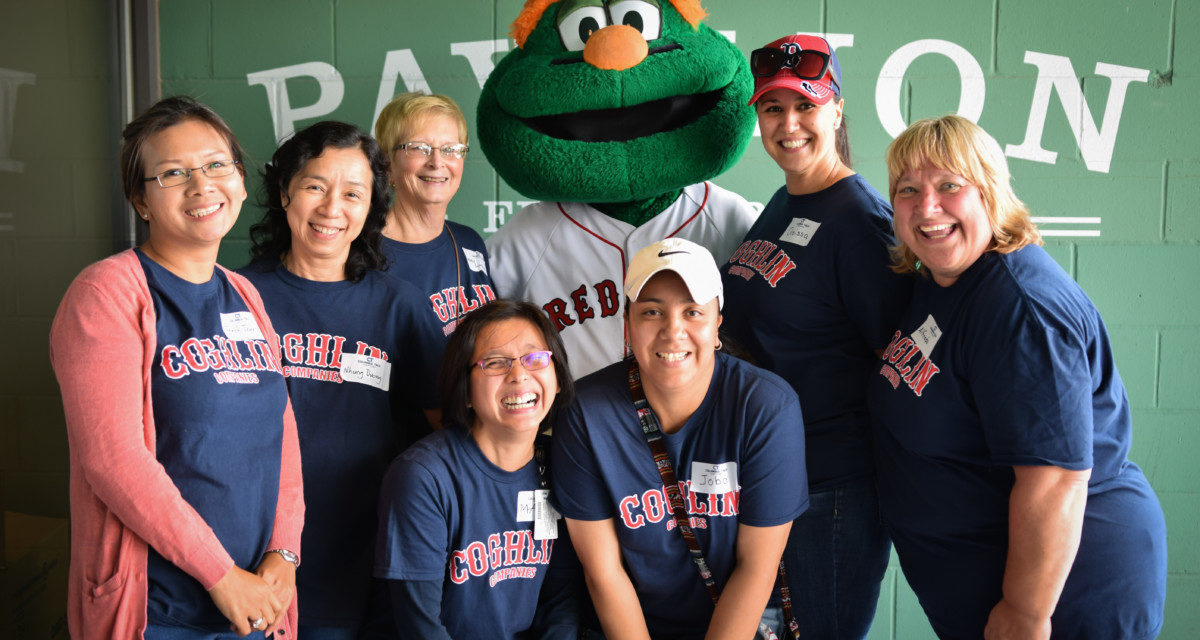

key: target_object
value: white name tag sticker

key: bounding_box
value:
[516,490,535,522]
[463,248,488,274]
[533,490,560,540]
[220,312,265,342]
[690,461,738,493]
[339,353,391,391]
[911,314,943,358]
[780,218,821,247]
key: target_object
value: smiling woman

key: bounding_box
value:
[373,92,496,341]
[374,299,585,639]
[552,238,808,639]
[871,115,1167,639]
[50,96,304,639]
[718,34,911,640]
[238,121,445,639]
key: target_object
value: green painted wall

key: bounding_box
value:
[162,0,1197,638]
[1,0,1194,637]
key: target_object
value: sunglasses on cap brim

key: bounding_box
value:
[750,47,839,87]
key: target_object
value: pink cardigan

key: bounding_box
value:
[49,250,304,639]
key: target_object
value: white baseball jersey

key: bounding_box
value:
[486,182,758,379]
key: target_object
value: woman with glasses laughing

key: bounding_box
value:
[374,298,583,639]
[49,96,303,639]
[717,34,914,639]
[373,91,497,343]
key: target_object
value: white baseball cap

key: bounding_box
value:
[625,238,723,309]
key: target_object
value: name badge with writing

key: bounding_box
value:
[463,248,488,274]
[911,314,942,357]
[339,353,391,391]
[220,312,265,342]
[690,461,738,494]
[780,218,821,247]
[518,490,559,540]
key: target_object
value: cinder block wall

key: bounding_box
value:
[3,0,1196,638]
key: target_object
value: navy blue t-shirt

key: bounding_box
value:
[721,175,911,489]
[551,354,808,639]
[868,246,1166,639]
[374,424,561,640]
[239,262,442,627]
[137,250,287,629]
[381,221,496,339]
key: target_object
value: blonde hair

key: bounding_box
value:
[885,115,1041,275]
[373,92,468,158]
[511,0,707,48]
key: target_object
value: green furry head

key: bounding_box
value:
[478,0,755,205]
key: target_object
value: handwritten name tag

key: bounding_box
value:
[339,353,391,391]
[463,248,488,274]
[220,312,265,342]
[518,490,559,539]
[780,218,821,247]
[690,461,738,494]
[912,314,942,358]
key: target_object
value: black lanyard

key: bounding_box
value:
[626,358,801,639]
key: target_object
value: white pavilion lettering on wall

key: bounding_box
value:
[245,32,1150,237]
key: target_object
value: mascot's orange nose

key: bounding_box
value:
[582,24,649,71]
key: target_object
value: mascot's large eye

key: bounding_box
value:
[608,0,662,41]
[557,0,610,52]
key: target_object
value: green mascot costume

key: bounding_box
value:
[479,0,758,378]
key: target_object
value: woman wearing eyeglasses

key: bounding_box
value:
[374,92,497,345]
[717,35,913,639]
[374,299,582,639]
[239,121,444,639]
[49,96,303,639]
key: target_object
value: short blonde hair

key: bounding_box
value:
[373,92,468,157]
[885,115,1041,275]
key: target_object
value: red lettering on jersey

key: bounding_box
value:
[161,345,188,379]
[882,331,904,360]
[738,240,761,265]
[907,359,941,396]
[218,336,252,370]
[456,286,479,315]
[429,292,451,323]
[570,284,595,324]
[466,542,488,577]
[180,338,209,372]
[504,530,524,566]
[887,338,915,365]
[749,241,775,270]
[282,333,304,364]
[595,279,620,317]
[762,254,797,286]
[619,495,645,529]
[198,338,226,369]
[449,550,470,584]
[354,341,385,361]
[305,333,334,367]
[488,533,503,569]
[473,284,497,306]
[720,491,739,516]
[246,341,272,371]
[543,298,575,331]
[729,240,752,264]
[642,488,666,524]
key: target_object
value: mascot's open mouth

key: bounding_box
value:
[520,88,723,143]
